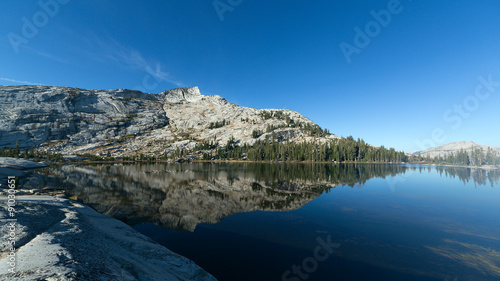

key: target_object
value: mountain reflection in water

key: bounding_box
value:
[28,163,500,232]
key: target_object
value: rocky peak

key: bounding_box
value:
[162,87,203,103]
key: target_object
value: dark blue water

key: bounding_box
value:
[131,165,500,281]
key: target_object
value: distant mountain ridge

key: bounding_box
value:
[0,85,340,157]
[414,141,500,158]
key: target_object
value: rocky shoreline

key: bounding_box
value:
[0,196,217,281]
[0,157,217,280]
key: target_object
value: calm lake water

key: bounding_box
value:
[25,163,500,281]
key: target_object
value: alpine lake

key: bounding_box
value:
[18,163,500,281]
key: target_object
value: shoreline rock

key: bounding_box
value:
[0,157,47,170]
[0,157,49,190]
[0,196,217,281]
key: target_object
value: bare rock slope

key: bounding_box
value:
[414,141,500,158]
[0,86,339,157]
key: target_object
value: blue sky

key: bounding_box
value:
[1,0,499,153]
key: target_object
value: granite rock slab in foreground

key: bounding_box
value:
[0,196,217,281]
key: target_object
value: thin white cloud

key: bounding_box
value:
[0,77,45,86]
[84,34,184,87]
[23,45,70,65]
[144,63,184,87]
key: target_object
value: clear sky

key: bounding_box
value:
[1,0,499,153]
